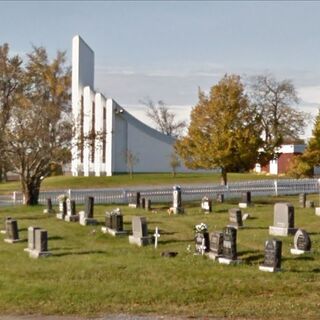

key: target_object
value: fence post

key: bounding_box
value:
[274,180,278,196]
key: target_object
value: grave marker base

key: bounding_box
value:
[269,226,297,236]
[101,227,128,236]
[239,202,252,208]
[29,250,52,259]
[290,248,311,255]
[207,252,222,261]
[128,204,138,208]
[56,213,65,220]
[315,207,320,216]
[218,257,242,265]
[43,209,56,214]
[64,215,79,222]
[227,224,244,230]
[168,207,184,214]
[128,235,153,247]
[259,265,281,272]
[4,238,23,244]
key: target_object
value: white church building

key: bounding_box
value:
[71,35,179,176]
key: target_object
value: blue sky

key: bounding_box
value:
[1,1,320,137]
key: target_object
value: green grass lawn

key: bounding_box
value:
[0,194,319,319]
[0,172,279,194]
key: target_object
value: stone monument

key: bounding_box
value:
[79,196,97,226]
[259,239,282,272]
[207,231,224,260]
[290,229,311,255]
[269,203,297,236]
[128,216,153,246]
[101,208,127,236]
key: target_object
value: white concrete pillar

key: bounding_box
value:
[106,99,115,176]
[94,93,105,176]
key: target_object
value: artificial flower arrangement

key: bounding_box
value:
[194,222,208,234]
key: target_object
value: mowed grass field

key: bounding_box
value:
[0,172,279,194]
[0,193,319,319]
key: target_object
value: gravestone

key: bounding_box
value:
[194,232,210,255]
[228,208,243,229]
[201,197,212,213]
[216,193,224,203]
[65,199,79,222]
[145,199,151,211]
[207,231,224,260]
[290,229,311,255]
[269,203,297,236]
[128,216,153,246]
[239,191,252,208]
[101,208,127,236]
[4,219,22,243]
[56,200,67,220]
[129,192,140,208]
[306,200,314,208]
[140,198,146,209]
[79,196,97,226]
[24,226,41,252]
[43,198,55,214]
[153,227,160,249]
[259,239,282,272]
[29,229,51,258]
[299,193,306,208]
[169,185,184,214]
[0,216,11,234]
[219,226,241,264]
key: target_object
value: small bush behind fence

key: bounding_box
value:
[9,178,320,206]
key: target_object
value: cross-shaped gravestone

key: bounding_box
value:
[153,227,160,249]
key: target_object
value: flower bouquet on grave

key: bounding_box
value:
[110,208,121,216]
[57,194,69,202]
[194,222,208,234]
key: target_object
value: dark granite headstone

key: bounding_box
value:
[223,227,237,260]
[136,192,141,208]
[105,210,123,232]
[84,196,94,218]
[140,198,146,209]
[35,229,48,252]
[294,229,311,252]
[241,191,251,204]
[6,219,19,241]
[209,231,224,256]
[261,239,282,270]
[47,198,53,211]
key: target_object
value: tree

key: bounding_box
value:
[249,74,308,164]
[0,44,24,181]
[125,149,139,179]
[141,98,186,138]
[176,74,262,185]
[2,45,71,205]
[169,151,181,177]
[288,109,320,178]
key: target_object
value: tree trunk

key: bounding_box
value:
[21,178,41,205]
[221,168,228,186]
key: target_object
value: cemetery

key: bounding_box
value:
[0,191,319,319]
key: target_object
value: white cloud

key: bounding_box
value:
[298,86,320,105]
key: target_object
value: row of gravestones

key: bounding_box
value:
[194,201,312,272]
[1,218,51,258]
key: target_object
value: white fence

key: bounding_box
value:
[8,178,320,206]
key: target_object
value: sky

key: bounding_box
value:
[1,1,320,138]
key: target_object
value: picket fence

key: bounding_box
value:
[9,178,320,206]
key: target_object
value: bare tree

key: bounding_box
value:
[125,149,139,179]
[249,74,309,164]
[141,98,186,138]
[169,151,181,177]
